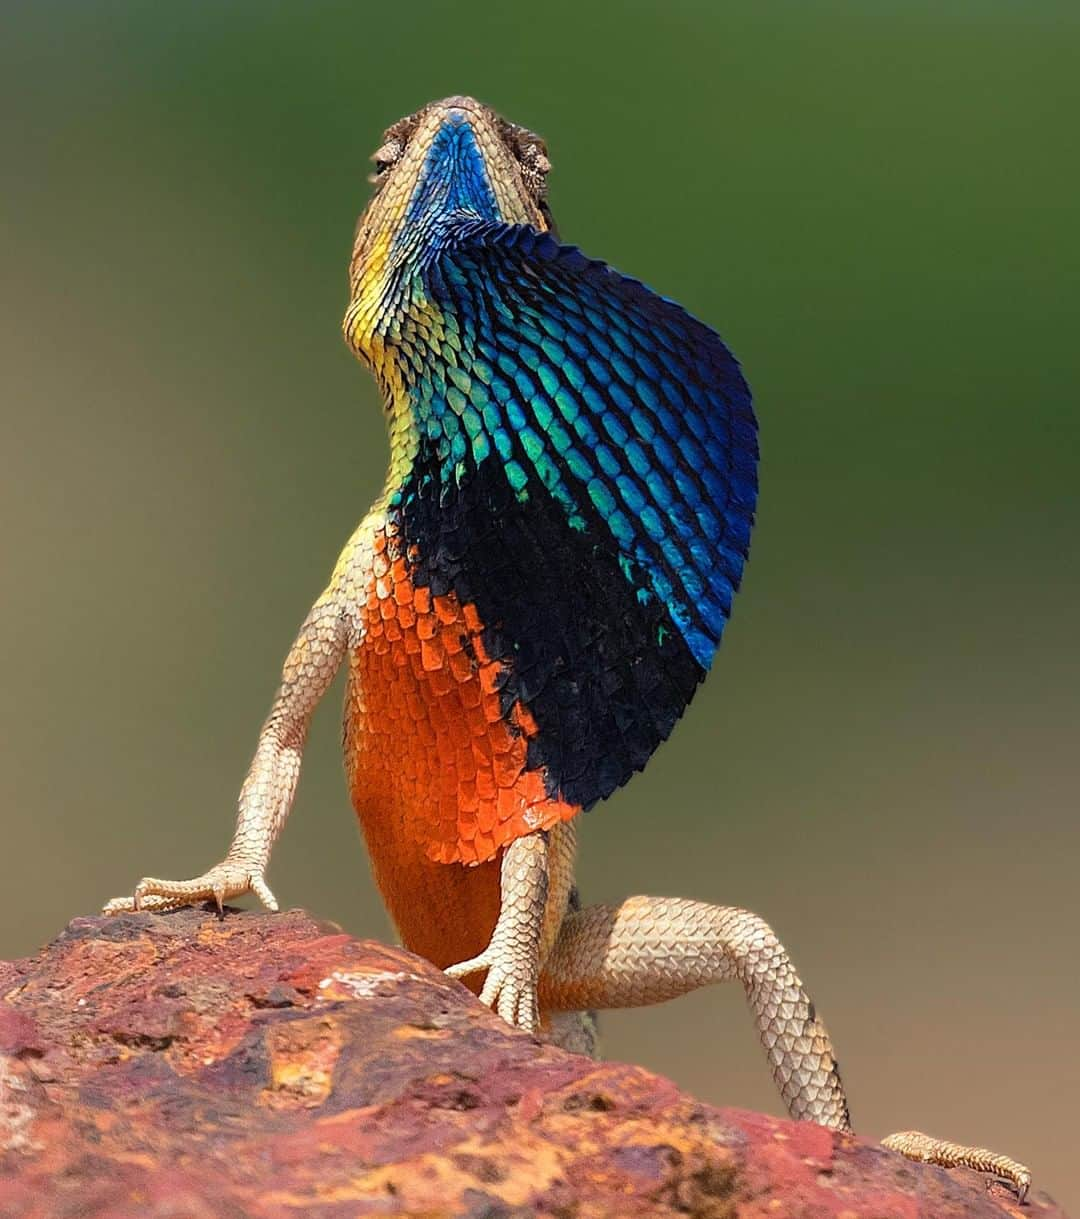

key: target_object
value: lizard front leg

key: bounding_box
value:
[104,585,350,915]
[444,821,577,1033]
[537,897,1031,1199]
[443,831,551,1032]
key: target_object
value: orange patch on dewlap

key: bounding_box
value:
[344,527,578,872]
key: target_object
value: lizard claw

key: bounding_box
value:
[443,953,487,981]
[445,950,540,1033]
[103,859,278,916]
[250,874,278,911]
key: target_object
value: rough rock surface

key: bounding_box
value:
[0,908,1066,1219]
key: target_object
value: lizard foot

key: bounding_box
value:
[882,1130,1031,1203]
[103,858,277,917]
[445,946,540,1033]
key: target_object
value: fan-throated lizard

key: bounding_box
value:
[105,96,1030,1199]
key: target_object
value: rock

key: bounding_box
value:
[0,908,1066,1218]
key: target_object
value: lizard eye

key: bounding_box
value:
[369,138,404,184]
[522,142,551,176]
[512,131,551,200]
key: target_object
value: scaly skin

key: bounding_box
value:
[105,97,1030,1200]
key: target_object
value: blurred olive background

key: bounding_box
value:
[3,0,1077,1206]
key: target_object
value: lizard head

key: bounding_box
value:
[345,97,552,334]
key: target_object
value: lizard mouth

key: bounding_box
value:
[432,95,488,119]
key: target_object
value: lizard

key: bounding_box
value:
[104,96,1030,1200]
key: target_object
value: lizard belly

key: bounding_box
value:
[343,523,577,969]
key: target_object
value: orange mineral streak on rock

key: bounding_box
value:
[344,527,578,970]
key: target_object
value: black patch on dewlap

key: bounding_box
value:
[395,444,705,810]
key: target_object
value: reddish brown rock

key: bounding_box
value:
[0,909,1066,1218]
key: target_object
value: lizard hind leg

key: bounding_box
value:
[537,895,852,1129]
[536,896,1031,1199]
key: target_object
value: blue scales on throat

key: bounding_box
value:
[390,215,758,810]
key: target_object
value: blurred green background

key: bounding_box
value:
[2,0,1077,1207]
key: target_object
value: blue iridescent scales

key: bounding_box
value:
[371,230,757,821]
[424,218,757,669]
